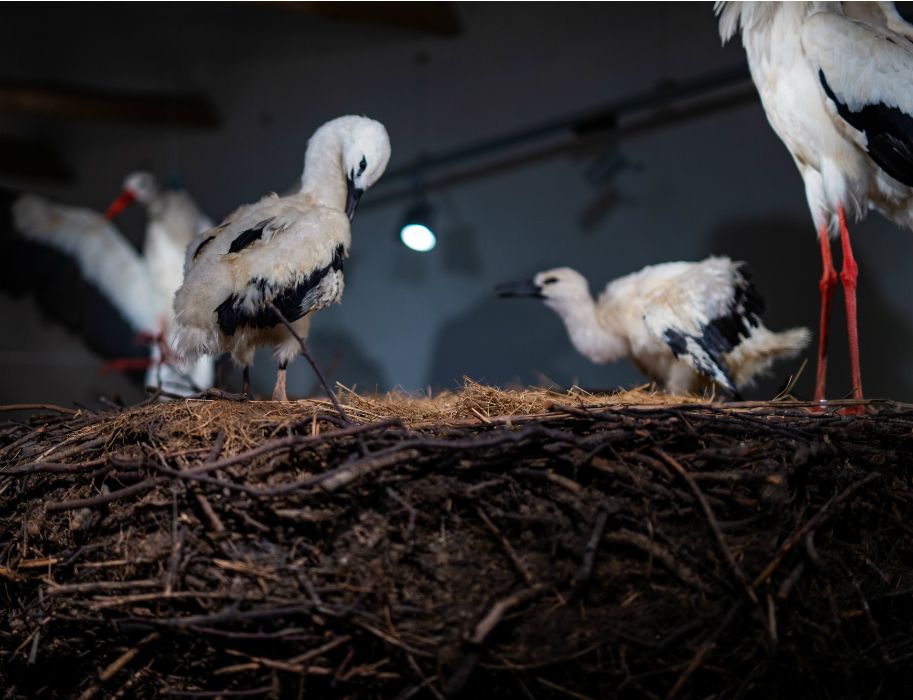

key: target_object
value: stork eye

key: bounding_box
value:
[543,276,559,285]
[357,156,367,176]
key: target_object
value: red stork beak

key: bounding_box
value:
[104,190,136,220]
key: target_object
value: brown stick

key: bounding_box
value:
[666,600,744,699]
[572,504,612,592]
[45,478,168,512]
[477,506,535,586]
[752,472,882,588]
[186,419,399,476]
[266,300,350,423]
[0,403,79,415]
[654,448,757,603]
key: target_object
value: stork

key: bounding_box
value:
[105,171,213,318]
[11,190,213,394]
[102,171,215,392]
[717,2,913,409]
[496,257,810,398]
[171,115,391,401]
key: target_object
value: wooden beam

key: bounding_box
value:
[0,82,219,128]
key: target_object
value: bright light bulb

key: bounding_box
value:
[400,223,437,252]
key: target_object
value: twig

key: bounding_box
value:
[477,506,534,586]
[654,448,757,603]
[186,419,399,476]
[444,585,544,697]
[77,632,160,700]
[752,472,882,588]
[45,579,160,596]
[45,478,169,512]
[0,403,79,415]
[266,299,350,423]
[603,530,710,592]
[571,504,612,593]
[666,600,744,699]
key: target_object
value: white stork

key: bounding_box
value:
[105,171,214,320]
[496,257,810,398]
[171,115,391,401]
[717,2,913,409]
[12,172,215,395]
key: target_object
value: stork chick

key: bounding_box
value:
[497,257,810,398]
[717,2,913,409]
[172,115,391,401]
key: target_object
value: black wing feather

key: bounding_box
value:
[191,235,215,261]
[216,243,345,336]
[227,218,273,254]
[819,69,913,187]
[661,263,763,396]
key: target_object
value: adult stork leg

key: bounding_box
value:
[272,361,288,402]
[815,223,838,403]
[837,206,864,409]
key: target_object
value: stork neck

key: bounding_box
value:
[298,127,347,213]
[550,295,627,365]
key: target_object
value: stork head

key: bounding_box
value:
[304,115,392,221]
[104,171,161,220]
[340,117,391,221]
[496,267,592,313]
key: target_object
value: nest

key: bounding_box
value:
[1,383,912,699]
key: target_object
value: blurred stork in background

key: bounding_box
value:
[7,172,215,395]
[497,257,810,398]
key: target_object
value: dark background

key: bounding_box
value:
[1,2,911,406]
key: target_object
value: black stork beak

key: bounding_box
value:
[495,279,544,299]
[345,177,364,222]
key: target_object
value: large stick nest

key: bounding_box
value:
[1,383,912,699]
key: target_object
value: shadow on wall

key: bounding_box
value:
[237,326,389,399]
[708,217,913,402]
[425,290,640,392]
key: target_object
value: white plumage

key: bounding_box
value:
[172,115,391,401]
[497,257,810,397]
[717,1,913,406]
[106,171,214,320]
[12,172,215,394]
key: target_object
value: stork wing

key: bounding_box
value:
[12,194,162,332]
[641,260,764,394]
[803,10,913,186]
[215,243,345,337]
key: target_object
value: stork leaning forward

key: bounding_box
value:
[12,173,215,395]
[172,115,391,401]
[497,257,810,398]
[718,2,913,410]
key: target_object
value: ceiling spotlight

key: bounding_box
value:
[399,201,437,253]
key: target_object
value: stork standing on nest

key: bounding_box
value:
[172,115,391,401]
[717,2,913,409]
[497,257,810,398]
[11,174,215,394]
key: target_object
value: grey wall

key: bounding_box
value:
[2,2,912,406]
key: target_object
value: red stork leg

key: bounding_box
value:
[815,222,838,403]
[837,206,864,409]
